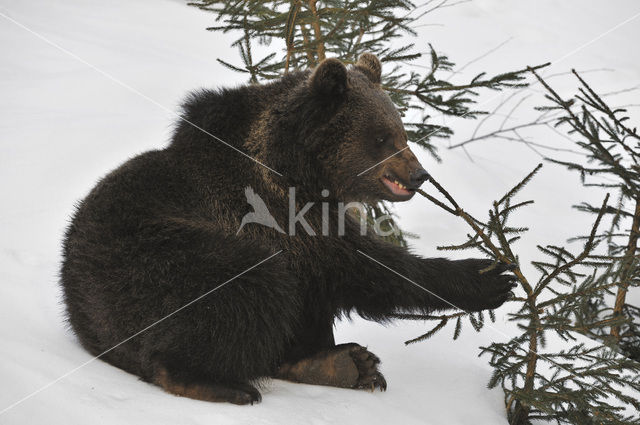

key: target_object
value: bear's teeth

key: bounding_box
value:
[392,179,408,190]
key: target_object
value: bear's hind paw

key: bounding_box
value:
[348,345,387,392]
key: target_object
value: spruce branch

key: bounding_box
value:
[190,0,545,154]
[531,68,640,351]
[410,166,639,424]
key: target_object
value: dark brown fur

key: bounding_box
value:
[60,54,515,404]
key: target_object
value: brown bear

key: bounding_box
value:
[60,53,516,405]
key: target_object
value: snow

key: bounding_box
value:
[0,0,639,424]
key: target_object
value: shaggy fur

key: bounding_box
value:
[61,53,515,404]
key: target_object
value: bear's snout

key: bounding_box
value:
[409,167,429,188]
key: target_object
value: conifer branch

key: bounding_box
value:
[413,166,639,423]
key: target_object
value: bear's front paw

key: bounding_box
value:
[454,259,517,312]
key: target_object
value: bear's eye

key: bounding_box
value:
[376,136,387,145]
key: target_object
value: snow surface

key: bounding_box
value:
[1,0,639,424]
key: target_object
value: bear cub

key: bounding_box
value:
[61,53,516,404]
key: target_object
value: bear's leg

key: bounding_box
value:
[152,362,261,405]
[282,313,337,363]
[83,221,304,404]
[275,343,386,391]
[129,234,301,404]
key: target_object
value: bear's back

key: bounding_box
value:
[67,149,196,243]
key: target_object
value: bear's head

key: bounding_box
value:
[284,53,429,203]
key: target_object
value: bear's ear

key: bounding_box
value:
[309,58,348,99]
[354,52,381,84]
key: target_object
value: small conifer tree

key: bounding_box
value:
[449,66,640,362]
[435,62,640,362]
[529,68,640,360]
[405,166,640,424]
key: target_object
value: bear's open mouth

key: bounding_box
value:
[381,175,415,198]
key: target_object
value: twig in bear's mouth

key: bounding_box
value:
[415,165,611,295]
[416,173,521,279]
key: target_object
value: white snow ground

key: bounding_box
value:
[1,0,639,424]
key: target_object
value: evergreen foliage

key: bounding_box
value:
[408,165,640,424]
[189,0,541,157]
[529,68,640,361]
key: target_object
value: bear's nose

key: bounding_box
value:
[409,167,429,188]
